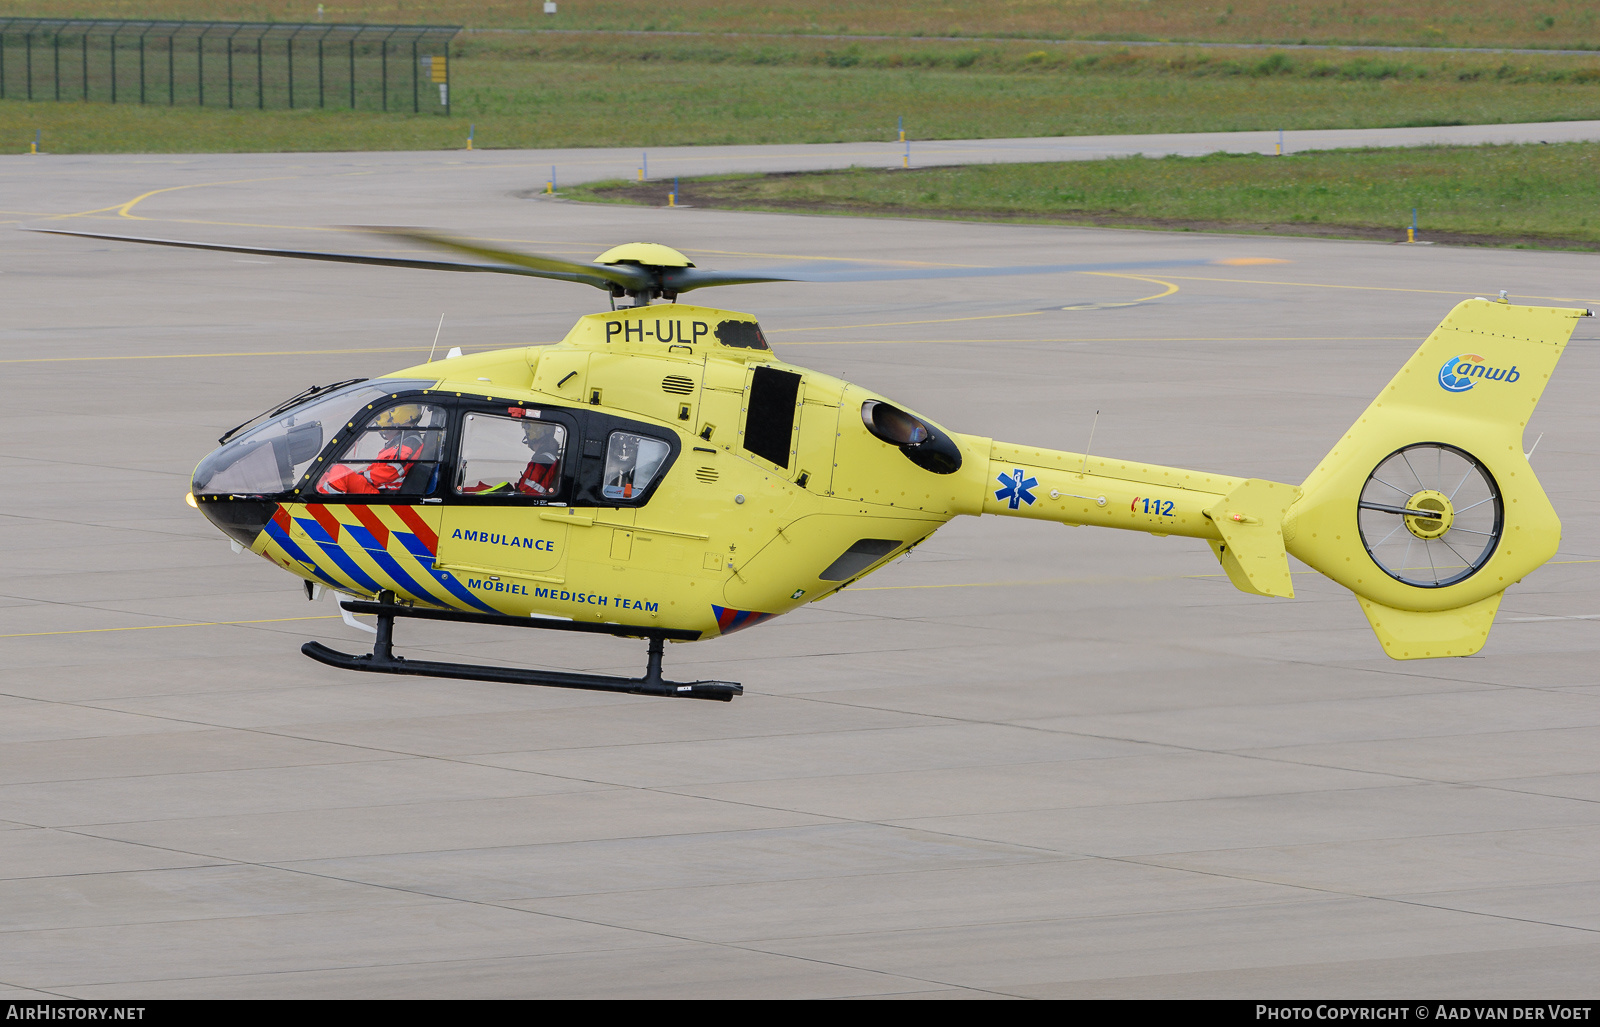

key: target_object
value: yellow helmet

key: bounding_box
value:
[375,403,422,429]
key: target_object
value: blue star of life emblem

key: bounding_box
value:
[994,468,1038,510]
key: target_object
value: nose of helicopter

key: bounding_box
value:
[187,482,278,550]
[187,430,284,550]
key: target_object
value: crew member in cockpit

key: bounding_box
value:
[459,420,563,496]
[515,421,563,495]
[319,404,425,495]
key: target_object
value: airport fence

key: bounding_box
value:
[0,18,461,114]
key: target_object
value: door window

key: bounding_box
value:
[602,431,670,500]
[455,412,567,497]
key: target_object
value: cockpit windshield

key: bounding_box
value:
[192,379,434,496]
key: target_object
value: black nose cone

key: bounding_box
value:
[195,495,278,549]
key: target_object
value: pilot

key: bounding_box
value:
[319,404,426,495]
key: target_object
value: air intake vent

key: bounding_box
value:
[695,467,719,484]
[661,375,695,395]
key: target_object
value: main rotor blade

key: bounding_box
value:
[355,227,655,292]
[663,257,1216,294]
[25,227,626,292]
[662,267,810,292]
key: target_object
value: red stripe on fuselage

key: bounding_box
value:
[391,504,438,554]
[306,503,342,541]
[348,504,391,550]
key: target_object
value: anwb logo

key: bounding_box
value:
[1439,353,1520,393]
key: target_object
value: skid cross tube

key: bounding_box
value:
[301,598,741,701]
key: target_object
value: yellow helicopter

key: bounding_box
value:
[37,226,1589,701]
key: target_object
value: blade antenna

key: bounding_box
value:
[1080,411,1099,477]
[427,314,445,363]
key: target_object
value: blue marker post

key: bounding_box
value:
[1408,207,1418,243]
[639,150,647,181]
[903,138,910,169]
[1276,127,1283,156]
[31,129,39,154]
[467,123,474,150]
[669,176,678,207]
[547,165,556,195]
[897,115,904,143]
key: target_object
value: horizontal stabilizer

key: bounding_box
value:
[1204,478,1300,598]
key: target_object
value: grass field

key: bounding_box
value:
[570,142,1600,249]
[8,35,1600,154]
[8,1,1600,50]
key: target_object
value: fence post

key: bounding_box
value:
[168,32,174,104]
[349,31,355,109]
[225,25,238,108]
[81,31,87,101]
[443,35,450,116]
[138,26,146,104]
[256,31,263,109]
[1,27,8,101]
[53,30,60,101]
[287,32,293,108]
[108,28,115,103]
[411,36,417,114]
[27,31,34,101]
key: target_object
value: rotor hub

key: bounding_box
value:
[1403,489,1454,539]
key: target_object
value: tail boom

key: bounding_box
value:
[982,442,1300,597]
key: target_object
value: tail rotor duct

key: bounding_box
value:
[1357,443,1502,588]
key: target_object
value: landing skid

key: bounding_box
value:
[301,597,742,702]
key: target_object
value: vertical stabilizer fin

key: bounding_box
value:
[1358,593,1502,659]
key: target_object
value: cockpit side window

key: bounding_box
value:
[455,412,567,498]
[602,431,670,500]
[316,402,448,497]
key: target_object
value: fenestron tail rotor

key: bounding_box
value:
[1356,443,1503,588]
